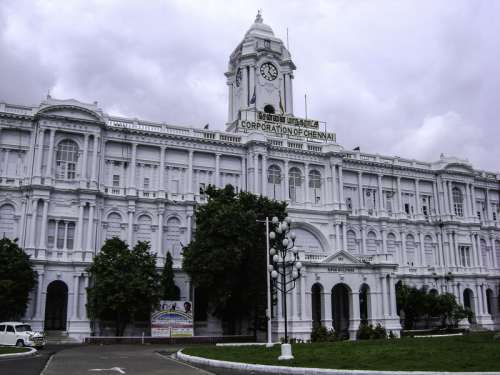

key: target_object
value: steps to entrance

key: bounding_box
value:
[44,330,80,345]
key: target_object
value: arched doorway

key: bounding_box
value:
[44,280,68,331]
[486,289,493,315]
[332,284,350,336]
[359,284,370,325]
[311,283,323,326]
[463,288,474,323]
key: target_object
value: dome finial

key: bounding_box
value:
[255,9,263,24]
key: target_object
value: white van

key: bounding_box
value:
[0,322,45,348]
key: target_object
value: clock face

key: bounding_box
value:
[235,68,242,87]
[260,62,278,81]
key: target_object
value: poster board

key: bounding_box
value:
[151,300,193,337]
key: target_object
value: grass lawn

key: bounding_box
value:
[0,346,31,355]
[183,333,500,372]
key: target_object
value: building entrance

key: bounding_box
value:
[44,280,68,331]
[332,284,350,336]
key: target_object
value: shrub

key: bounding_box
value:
[356,323,387,340]
[310,323,338,342]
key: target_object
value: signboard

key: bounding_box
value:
[257,111,320,129]
[238,120,336,142]
[151,300,193,337]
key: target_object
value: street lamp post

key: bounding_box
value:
[269,215,301,360]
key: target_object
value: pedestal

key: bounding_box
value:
[278,343,294,360]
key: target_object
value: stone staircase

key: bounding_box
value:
[44,330,80,345]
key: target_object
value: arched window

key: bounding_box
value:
[366,231,378,253]
[136,215,152,244]
[309,170,322,204]
[106,213,122,240]
[387,233,397,255]
[424,235,434,266]
[164,217,182,258]
[0,204,16,240]
[346,230,358,254]
[406,234,416,266]
[288,167,302,202]
[452,187,464,217]
[56,140,79,180]
[267,165,281,184]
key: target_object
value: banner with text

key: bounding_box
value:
[238,119,336,142]
[151,300,193,337]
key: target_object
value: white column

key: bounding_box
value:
[396,177,402,216]
[418,232,425,266]
[80,134,89,184]
[284,160,289,202]
[342,221,347,250]
[388,276,398,317]
[338,166,344,207]
[360,226,366,255]
[129,143,137,189]
[90,135,99,186]
[432,180,440,215]
[475,285,483,316]
[324,290,332,326]
[2,149,9,177]
[465,183,472,218]
[349,291,361,339]
[401,230,407,266]
[159,146,166,194]
[215,153,221,188]
[39,199,49,250]
[45,129,56,181]
[29,199,38,249]
[71,275,80,320]
[476,234,483,268]
[305,163,310,204]
[241,156,246,192]
[157,211,164,257]
[470,233,477,268]
[415,179,421,216]
[261,155,267,196]
[63,221,69,251]
[437,232,445,267]
[35,271,44,319]
[300,273,306,319]
[381,228,387,255]
[486,189,492,222]
[86,205,95,251]
[357,171,363,214]
[76,203,85,251]
[378,174,384,215]
[186,214,193,243]
[228,82,234,121]
[127,209,134,246]
[335,223,340,251]
[442,180,449,215]
[381,277,389,317]
[447,181,454,216]
[253,153,259,194]
[35,129,45,178]
[492,237,498,269]
[188,150,193,194]
[471,185,477,217]
[331,163,337,207]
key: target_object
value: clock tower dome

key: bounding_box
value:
[225,12,296,129]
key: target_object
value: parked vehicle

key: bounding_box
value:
[0,322,45,348]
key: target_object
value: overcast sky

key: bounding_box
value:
[1,0,499,172]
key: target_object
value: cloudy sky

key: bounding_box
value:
[1,0,499,172]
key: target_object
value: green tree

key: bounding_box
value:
[182,185,287,335]
[0,238,37,321]
[160,252,179,300]
[86,238,160,336]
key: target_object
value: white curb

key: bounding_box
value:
[0,347,37,359]
[176,349,500,375]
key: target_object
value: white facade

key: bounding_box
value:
[0,14,499,341]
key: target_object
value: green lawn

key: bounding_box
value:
[183,333,500,372]
[0,346,31,355]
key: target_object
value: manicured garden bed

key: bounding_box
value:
[0,346,31,355]
[183,333,500,372]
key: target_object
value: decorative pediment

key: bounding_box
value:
[37,98,104,122]
[321,250,361,265]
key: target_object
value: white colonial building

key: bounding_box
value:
[0,13,499,341]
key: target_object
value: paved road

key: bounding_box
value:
[0,344,77,375]
[42,345,214,375]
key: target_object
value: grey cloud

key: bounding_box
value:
[0,0,498,171]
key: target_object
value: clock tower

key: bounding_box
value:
[226,12,296,129]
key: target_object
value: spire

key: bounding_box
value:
[255,9,263,24]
